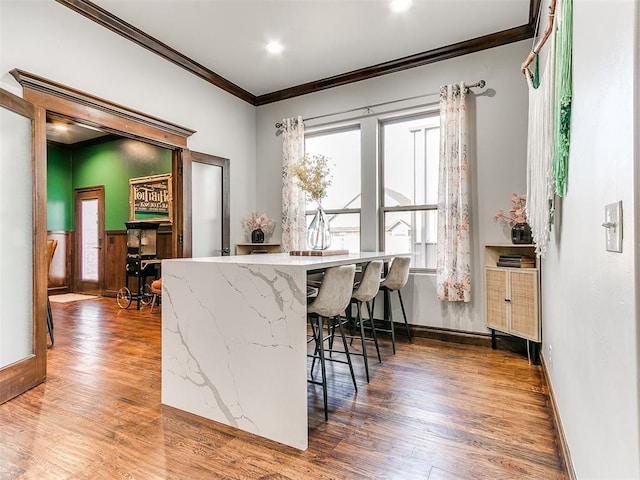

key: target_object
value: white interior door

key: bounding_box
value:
[192,162,222,257]
[190,151,229,258]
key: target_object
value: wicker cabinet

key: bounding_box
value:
[484,245,540,347]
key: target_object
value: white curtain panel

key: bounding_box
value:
[281,116,306,252]
[436,83,471,303]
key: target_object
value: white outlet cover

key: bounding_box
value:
[605,201,622,252]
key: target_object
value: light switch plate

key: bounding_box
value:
[604,201,622,252]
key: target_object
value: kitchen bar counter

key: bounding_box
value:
[161,252,396,450]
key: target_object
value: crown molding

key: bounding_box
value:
[255,24,533,106]
[11,68,196,143]
[54,0,255,105]
[56,0,537,106]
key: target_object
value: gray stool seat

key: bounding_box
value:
[307,264,357,420]
[372,256,412,354]
[346,260,383,383]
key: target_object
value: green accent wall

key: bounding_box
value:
[47,144,73,231]
[47,138,172,232]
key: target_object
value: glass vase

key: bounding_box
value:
[307,205,331,250]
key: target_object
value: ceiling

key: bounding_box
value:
[50,0,535,143]
[64,0,534,103]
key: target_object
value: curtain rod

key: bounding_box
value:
[274,80,486,131]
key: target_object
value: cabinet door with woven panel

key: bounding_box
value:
[509,270,539,341]
[485,268,508,332]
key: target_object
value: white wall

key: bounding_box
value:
[541,0,640,478]
[256,41,532,333]
[0,0,256,248]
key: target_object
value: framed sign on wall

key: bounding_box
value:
[129,173,172,224]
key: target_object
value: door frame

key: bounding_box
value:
[11,69,196,260]
[186,150,231,257]
[0,88,47,404]
[74,186,105,294]
[2,70,196,400]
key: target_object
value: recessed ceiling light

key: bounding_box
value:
[389,0,412,13]
[54,124,69,132]
[266,41,284,55]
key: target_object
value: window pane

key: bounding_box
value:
[382,115,439,207]
[0,105,33,366]
[305,127,361,210]
[81,198,99,281]
[306,212,360,252]
[384,210,437,270]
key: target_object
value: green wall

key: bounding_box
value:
[47,144,73,231]
[47,138,172,231]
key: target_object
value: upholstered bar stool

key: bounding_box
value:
[150,278,162,313]
[46,239,58,346]
[373,256,412,354]
[346,260,383,383]
[307,264,357,420]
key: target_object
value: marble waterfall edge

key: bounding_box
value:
[161,260,309,449]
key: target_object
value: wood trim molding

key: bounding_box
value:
[540,355,577,480]
[54,0,254,105]
[11,69,195,145]
[255,24,533,105]
[55,0,538,106]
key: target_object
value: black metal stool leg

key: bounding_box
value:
[365,300,382,363]
[356,301,370,383]
[397,290,412,342]
[335,315,357,392]
[46,297,54,346]
[316,315,329,421]
[385,288,396,354]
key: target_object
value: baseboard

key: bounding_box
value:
[48,286,70,295]
[405,323,528,355]
[540,354,577,480]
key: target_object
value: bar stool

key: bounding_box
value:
[46,239,58,346]
[307,264,357,420]
[150,278,162,313]
[373,256,412,354]
[346,260,383,383]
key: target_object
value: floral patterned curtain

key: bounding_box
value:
[281,116,306,252]
[436,83,471,302]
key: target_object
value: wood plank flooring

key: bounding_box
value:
[0,297,566,480]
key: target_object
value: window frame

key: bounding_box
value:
[378,110,440,273]
[304,123,363,250]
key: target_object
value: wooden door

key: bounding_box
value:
[485,268,508,333]
[74,186,105,294]
[0,88,47,404]
[509,270,539,341]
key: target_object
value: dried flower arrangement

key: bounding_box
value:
[289,154,332,203]
[242,212,275,239]
[494,193,528,228]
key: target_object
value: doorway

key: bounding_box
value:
[74,186,105,294]
[191,152,230,257]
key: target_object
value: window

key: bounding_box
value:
[302,108,439,270]
[304,126,361,251]
[381,113,440,270]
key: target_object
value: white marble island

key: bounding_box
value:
[161,252,395,450]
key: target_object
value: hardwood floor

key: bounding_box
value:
[0,298,566,480]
